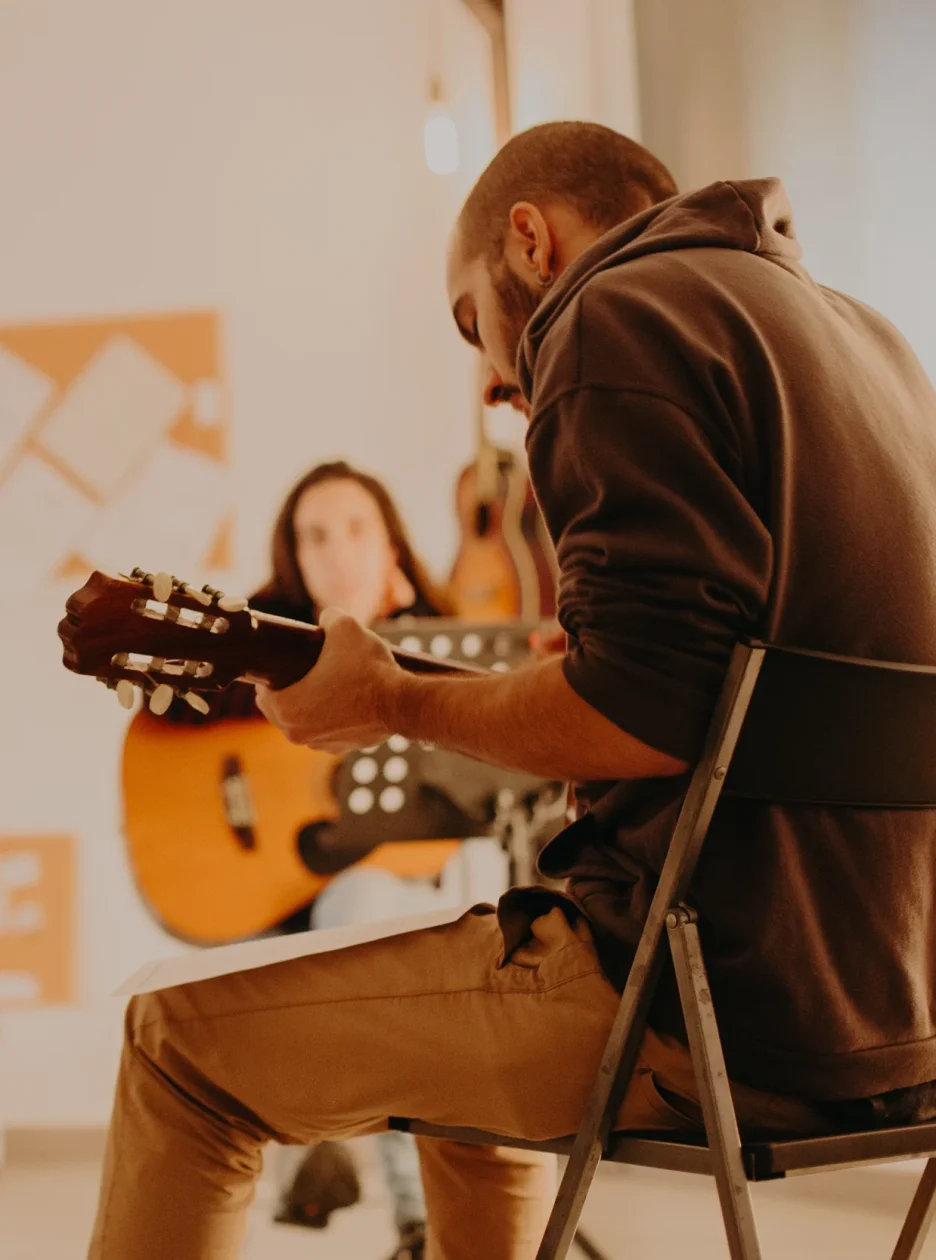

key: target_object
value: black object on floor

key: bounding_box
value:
[385,1219,426,1259]
[273,1141,362,1229]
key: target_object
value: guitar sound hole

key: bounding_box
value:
[296,821,349,875]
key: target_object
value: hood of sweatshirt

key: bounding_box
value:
[517,177,802,398]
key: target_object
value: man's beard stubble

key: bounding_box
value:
[492,263,548,379]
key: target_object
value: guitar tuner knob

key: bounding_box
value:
[116,679,138,710]
[181,583,213,607]
[199,581,247,613]
[217,594,249,613]
[148,683,175,716]
[152,571,174,602]
[182,691,210,715]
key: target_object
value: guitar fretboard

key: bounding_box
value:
[374,617,534,675]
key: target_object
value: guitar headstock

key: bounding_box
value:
[58,576,487,717]
[58,569,257,714]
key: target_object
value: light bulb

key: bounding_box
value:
[424,77,459,176]
[424,104,459,175]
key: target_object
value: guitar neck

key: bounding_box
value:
[241,609,488,690]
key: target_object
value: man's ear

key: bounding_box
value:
[505,201,554,285]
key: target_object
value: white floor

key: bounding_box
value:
[2,1137,935,1259]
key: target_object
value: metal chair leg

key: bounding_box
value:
[573,1229,612,1260]
[891,1157,936,1260]
[668,907,763,1260]
[534,646,765,1260]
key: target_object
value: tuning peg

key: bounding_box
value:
[182,691,211,715]
[217,593,248,613]
[148,683,175,716]
[181,583,213,607]
[116,679,138,710]
[128,568,175,601]
[151,571,174,601]
[97,675,139,711]
[199,581,248,613]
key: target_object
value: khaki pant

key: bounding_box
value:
[88,905,828,1260]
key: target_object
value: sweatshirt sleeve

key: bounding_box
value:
[527,386,772,762]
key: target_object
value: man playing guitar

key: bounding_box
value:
[85,122,936,1260]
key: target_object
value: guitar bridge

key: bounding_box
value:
[220,755,257,851]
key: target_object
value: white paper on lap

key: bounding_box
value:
[116,905,472,997]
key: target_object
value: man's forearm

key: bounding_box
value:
[382,655,687,783]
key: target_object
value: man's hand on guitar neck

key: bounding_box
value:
[256,608,688,784]
[256,609,399,756]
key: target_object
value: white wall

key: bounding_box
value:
[8,0,932,1135]
[0,0,493,1127]
[634,0,936,380]
[851,0,936,382]
[509,0,640,136]
[0,0,643,1126]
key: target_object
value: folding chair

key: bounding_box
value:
[393,640,936,1259]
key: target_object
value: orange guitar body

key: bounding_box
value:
[122,711,460,945]
[449,451,557,623]
[449,460,524,620]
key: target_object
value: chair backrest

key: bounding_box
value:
[724,642,936,808]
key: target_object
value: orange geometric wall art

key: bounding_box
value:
[0,835,77,1008]
[0,310,230,602]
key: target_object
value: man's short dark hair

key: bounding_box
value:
[458,121,678,263]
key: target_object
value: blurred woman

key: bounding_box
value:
[172,460,449,1260]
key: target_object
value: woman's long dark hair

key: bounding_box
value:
[255,460,452,615]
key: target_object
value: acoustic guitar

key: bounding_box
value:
[448,397,557,623]
[59,573,553,943]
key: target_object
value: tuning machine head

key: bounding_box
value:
[128,567,249,614]
[60,569,257,703]
[96,673,179,715]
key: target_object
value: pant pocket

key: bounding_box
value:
[643,1070,704,1131]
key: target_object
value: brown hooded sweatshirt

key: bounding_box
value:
[517,179,936,1105]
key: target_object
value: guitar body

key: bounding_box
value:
[60,583,555,945]
[449,452,557,622]
[122,711,460,944]
[448,460,523,620]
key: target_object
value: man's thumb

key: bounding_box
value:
[319,606,349,631]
